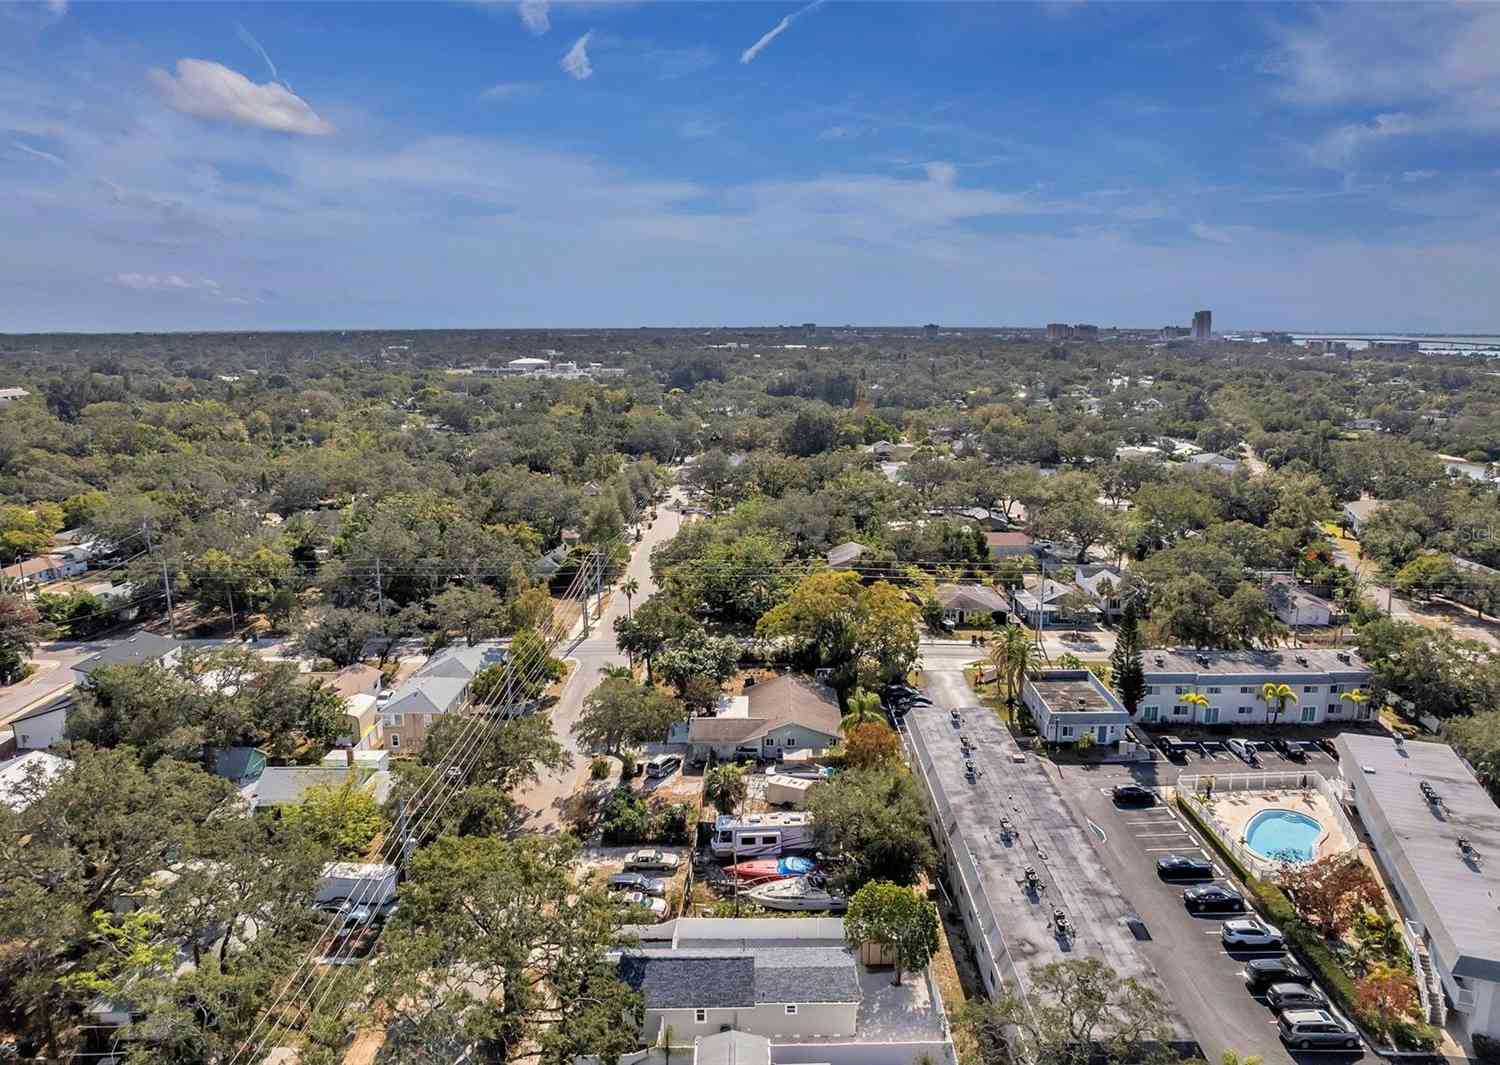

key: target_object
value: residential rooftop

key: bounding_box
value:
[1028,671,1122,714]
[1142,647,1369,677]
[1336,734,1500,982]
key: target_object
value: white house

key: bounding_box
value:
[1008,577,1099,629]
[1074,564,1126,620]
[0,553,85,588]
[1337,735,1500,1041]
[71,632,182,688]
[1268,579,1334,628]
[1022,669,1132,746]
[1342,498,1388,537]
[0,750,71,810]
[686,675,841,763]
[1137,648,1373,727]
[10,699,70,751]
[0,387,29,403]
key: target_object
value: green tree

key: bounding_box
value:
[1444,710,1500,797]
[573,676,683,757]
[957,958,1178,1065]
[282,779,388,859]
[806,765,934,891]
[427,584,507,645]
[1109,600,1147,716]
[375,835,642,1065]
[757,571,920,693]
[704,763,747,815]
[0,592,46,684]
[302,607,380,667]
[1393,553,1455,604]
[843,881,940,986]
[620,577,640,618]
[507,627,567,699]
[655,635,741,699]
[614,597,699,682]
[0,501,65,564]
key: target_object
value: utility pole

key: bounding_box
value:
[374,557,386,622]
[226,585,237,637]
[143,523,176,638]
[582,555,592,638]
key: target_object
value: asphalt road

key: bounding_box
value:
[518,489,686,830]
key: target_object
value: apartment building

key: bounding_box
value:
[1137,648,1373,727]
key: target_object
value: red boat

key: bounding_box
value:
[726,857,817,882]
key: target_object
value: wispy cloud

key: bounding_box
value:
[740,0,825,65]
[149,59,334,135]
[561,32,593,80]
[1189,223,1256,245]
[518,0,549,35]
[236,24,287,89]
[115,272,249,303]
[12,141,66,167]
[1401,169,1438,183]
[46,0,67,15]
[479,81,537,102]
[818,125,852,141]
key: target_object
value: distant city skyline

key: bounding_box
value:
[2,2,1499,333]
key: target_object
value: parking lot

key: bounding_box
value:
[1061,776,1371,1065]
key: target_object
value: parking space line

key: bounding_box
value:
[1134,831,1193,838]
[1145,846,1205,852]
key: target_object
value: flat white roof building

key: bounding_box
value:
[1337,734,1500,1041]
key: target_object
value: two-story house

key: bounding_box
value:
[1136,648,1373,727]
[380,642,505,752]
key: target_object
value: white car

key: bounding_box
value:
[1221,917,1284,949]
[620,891,669,919]
[623,849,681,873]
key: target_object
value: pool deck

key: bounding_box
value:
[1201,788,1354,866]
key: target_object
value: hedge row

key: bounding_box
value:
[1175,796,1438,1052]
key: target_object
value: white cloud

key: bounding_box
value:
[561,32,593,80]
[148,59,334,136]
[518,0,550,34]
[1189,223,1256,245]
[114,272,247,302]
[12,141,65,167]
[1401,169,1438,183]
[1311,112,1419,167]
[237,24,286,88]
[479,82,536,102]
[740,0,825,65]
[46,0,67,14]
[818,125,851,141]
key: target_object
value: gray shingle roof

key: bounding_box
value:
[619,947,861,1010]
[74,633,180,676]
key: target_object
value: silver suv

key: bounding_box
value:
[1277,1009,1361,1051]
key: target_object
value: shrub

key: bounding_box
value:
[1473,1034,1500,1065]
[590,756,611,780]
[598,788,692,845]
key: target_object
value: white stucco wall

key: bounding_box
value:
[643,1001,858,1044]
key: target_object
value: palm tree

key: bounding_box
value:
[989,623,1042,707]
[1340,688,1370,720]
[1182,690,1210,722]
[841,687,885,732]
[621,577,640,618]
[704,764,747,815]
[1257,682,1298,725]
[601,664,634,681]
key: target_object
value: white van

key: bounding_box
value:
[645,754,682,779]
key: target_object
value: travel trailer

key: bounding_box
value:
[709,812,815,859]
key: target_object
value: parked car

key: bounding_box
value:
[1112,783,1157,808]
[1183,883,1247,914]
[1156,854,1215,882]
[1158,735,1188,762]
[949,708,963,726]
[1277,1009,1361,1051]
[618,891,669,919]
[645,754,682,779]
[1227,738,1259,765]
[1266,983,1329,1011]
[608,872,667,897]
[623,849,680,873]
[1272,738,1307,763]
[1221,917,1285,949]
[1245,957,1312,992]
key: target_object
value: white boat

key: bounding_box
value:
[743,875,848,913]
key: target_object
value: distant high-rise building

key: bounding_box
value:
[1192,310,1212,340]
[1160,326,1191,340]
[1072,323,1100,340]
[1045,323,1072,341]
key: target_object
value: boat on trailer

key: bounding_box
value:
[743,875,848,913]
[726,856,817,882]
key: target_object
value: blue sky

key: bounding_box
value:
[3,1,1499,332]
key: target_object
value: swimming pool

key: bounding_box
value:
[1244,809,1323,862]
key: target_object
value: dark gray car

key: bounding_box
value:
[1277,1009,1361,1050]
[1266,983,1328,1011]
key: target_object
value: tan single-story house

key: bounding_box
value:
[935,583,1008,626]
